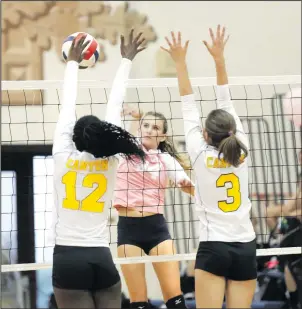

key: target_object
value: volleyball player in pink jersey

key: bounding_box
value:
[112,93,194,308]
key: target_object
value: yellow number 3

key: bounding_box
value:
[62,171,107,213]
[216,173,241,212]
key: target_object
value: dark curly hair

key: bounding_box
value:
[72,115,145,162]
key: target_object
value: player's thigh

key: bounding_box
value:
[225,279,256,308]
[92,247,120,291]
[93,281,122,309]
[52,245,94,290]
[226,240,257,308]
[194,241,231,308]
[149,239,181,301]
[54,288,95,309]
[284,263,297,291]
[195,269,226,308]
[117,244,147,302]
[228,240,257,282]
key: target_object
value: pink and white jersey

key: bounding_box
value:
[113,147,190,214]
[181,85,255,243]
[51,58,132,247]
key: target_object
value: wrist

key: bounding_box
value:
[67,59,80,65]
[175,61,187,70]
[214,57,226,66]
[122,56,133,62]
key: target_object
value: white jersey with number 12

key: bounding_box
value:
[51,58,132,247]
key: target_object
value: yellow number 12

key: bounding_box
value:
[62,171,107,213]
[216,173,241,212]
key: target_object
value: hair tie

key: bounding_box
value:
[228,131,234,136]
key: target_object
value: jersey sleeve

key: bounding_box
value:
[52,61,79,156]
[181,94,207,164]
[105,58,132,127]
[163,153,191,185]
[216,85,250,149]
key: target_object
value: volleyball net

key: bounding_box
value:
[1,75,301,274]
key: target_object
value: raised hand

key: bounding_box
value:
[203,25,229,61]
[121,104,143,119]
[67,34,90,63]
[161,31,189,64]
[120,29,146,61]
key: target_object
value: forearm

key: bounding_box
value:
[214,57,228,86]
[175,61,193,96]
[268,198,300,217]
[53,61,78,154]
[105,58,132,126]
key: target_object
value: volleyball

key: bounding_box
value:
[62,32,100,69]
[283,87,301,128]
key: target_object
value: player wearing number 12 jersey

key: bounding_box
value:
[162,26,256,308]
[51,32,146,309]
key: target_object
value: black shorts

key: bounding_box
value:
[117,214,171,255]
[280,224,302,266]
[195,240,257,281]
[52,245,120,290]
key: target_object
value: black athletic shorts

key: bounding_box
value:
[195,239,257,281]
[52,245,120,290]
[117,214,172,255]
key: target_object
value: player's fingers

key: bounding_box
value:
[224,35,230,46]
[184,40,190,52]
[81,40,90,52]
[209,28,215,43]
[203,40,210,52]
[216,24,221,39]
[221,26,226,42]
[136,38,145,47]
[160,46,170,54]
[129,28,134,43]
[80,50,89,61]
[70,38,76,50]
[178,31,181,45]
[171,31,177,46]
[77,34,86,48]
[136,47,146,54]
[134,32,143,44]
[165,36,173,48]
[120,35,125,47]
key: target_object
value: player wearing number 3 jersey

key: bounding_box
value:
[162,26,256,308]
[51,32,146,309]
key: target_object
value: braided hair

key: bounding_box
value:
[73,115,145,162]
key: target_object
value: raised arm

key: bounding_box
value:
[204,25,249,149]
[53,36,90,156]
[161,32,206,164]
[105,30,146,127]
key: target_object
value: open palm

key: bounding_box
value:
[203,25,229,60]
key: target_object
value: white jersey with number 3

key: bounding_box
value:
[181,85,255,243]
[51,58,132,247]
